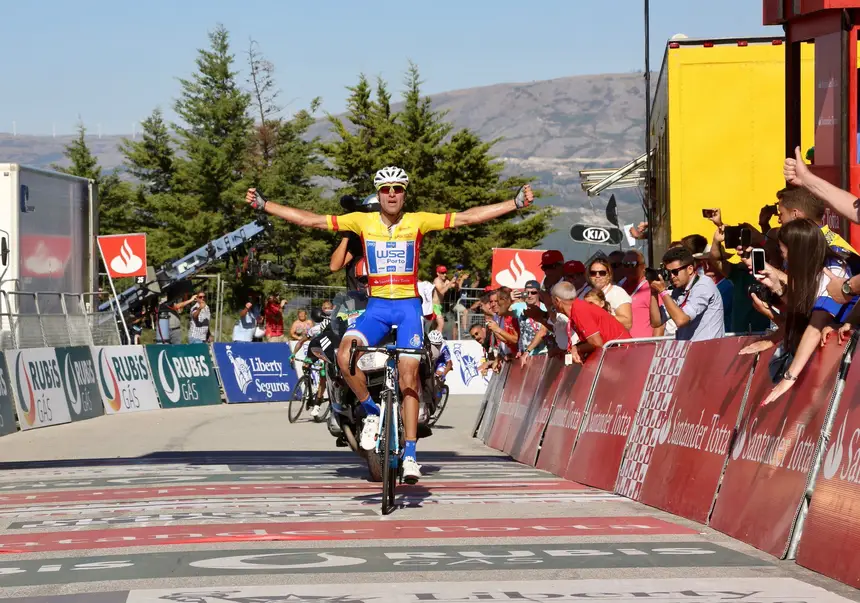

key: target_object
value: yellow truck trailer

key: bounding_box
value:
[648,35,820,260]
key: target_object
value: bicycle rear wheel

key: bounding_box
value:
[428,384,449,426]
[288,376,310,423]
[381,389,397,515]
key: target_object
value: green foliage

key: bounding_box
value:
[324,62,554,281]
[55,122,137,236]
[83,27,552,313]
[118,108,176,195]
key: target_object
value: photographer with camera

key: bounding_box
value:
[705,208,776,334]
[649,247,725,342]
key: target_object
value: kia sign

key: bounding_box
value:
[570,224,624,246]
[144,344,221,408]
[0,355,17,437]
[4,349,72,430]
[97,233,147,279]
[92,345,161,414]
[55,346,105,422]
[212,342,298,403]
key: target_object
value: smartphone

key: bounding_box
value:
[702,209,717,218]
[724,225,742,249]
[740,227,752,249]
[751,248,766,278]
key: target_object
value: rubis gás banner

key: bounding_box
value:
[4,348,72,430]
[92,346,161,414]
[144,344,221,408]
[212,343,297,403]
[54,346,105,422]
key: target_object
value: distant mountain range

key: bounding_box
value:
[0,71,653,260]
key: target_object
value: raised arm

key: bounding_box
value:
[245,188,329,229]
[330,237,353,272]
[453,185,534,228]
[785,147,860,224]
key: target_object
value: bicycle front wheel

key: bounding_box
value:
[381,389,397,515]
[428,384,449,426]
[288,376,311,423]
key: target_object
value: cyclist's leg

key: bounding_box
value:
[394,298,424,481]
[336,299,391,450]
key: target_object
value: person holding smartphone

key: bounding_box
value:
[740,219,856,406]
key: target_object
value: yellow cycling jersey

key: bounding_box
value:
[326,211,456,299]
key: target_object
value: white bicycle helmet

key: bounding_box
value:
[373,166,409,189]
[428,330,444,345]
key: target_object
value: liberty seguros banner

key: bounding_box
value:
[212,343,297,403]
[4,348,72,430]
[446,340,490,395]
[92,346,161,414]
[144,344,221,408]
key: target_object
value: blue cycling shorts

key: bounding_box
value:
[345,297,424,351]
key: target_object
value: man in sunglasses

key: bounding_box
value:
[539,250,565,292]
[246,167,533,483]
[649,247,725,342]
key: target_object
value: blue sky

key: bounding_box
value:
[0,0,779,136]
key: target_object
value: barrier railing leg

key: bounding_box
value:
[785,330,858,559]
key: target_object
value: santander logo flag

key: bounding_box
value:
[97,233,147,278]
[491,248,545,289]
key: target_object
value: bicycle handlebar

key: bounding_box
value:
[348,340,431,376]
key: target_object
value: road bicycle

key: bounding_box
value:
[288,357,330,423]
[349,334,430,515]
[427,373,449,427]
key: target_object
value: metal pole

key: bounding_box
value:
[96,245,131,344]
[644,0,654,267]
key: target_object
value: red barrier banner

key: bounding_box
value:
[796,337,860,587]
[709,339,844,558]
[485,362,527,451]
[615,340,691,500]
[510,357,565,466]
[637,337,757,523]
[564,344,656,490]
[503,355,549,456]
[534,361,590,476]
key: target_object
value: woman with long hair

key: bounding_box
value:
[759,219,856,405]
[584,257,633,330]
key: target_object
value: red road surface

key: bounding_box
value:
[0,481,587,505]
[0,516,696,553]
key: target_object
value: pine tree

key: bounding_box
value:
[322,66,554,281]
[56,121,101,181]
[56,122,136,235]
[173,24,253,241]
[118,108,176,194]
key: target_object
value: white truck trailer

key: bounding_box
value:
[0,164,98,328]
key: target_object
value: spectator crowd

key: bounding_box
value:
[471,148,860,405]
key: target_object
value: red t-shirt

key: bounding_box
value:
[264,302,284,337]
[567,298,631,347]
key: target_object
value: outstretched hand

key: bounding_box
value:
[514,184,534,209]
[783,146,810,187]
[245,188,267,210]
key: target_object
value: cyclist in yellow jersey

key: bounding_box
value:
[246,166,533,483]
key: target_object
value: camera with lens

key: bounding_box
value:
[645,265,670,283]
[747,281,778,306]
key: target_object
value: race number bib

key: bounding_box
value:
[366,241,416,275]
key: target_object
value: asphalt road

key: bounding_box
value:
[0,395,856,602]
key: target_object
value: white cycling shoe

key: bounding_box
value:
[310,405,320,418]
[402,457,422,484]
[360,415,380,451]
